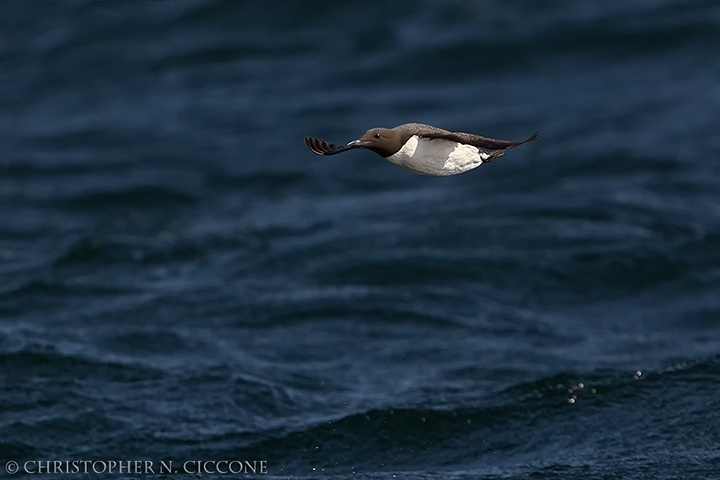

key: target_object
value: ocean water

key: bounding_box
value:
[1,0,720,478]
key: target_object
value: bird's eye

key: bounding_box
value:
[374,133,381,139]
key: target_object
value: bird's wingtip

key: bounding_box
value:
[304,136,354,156]
[304,136,326,156]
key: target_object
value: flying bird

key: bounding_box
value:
[304,123,539,176]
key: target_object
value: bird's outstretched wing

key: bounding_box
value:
[397,124,539,151]
[421,131,539,150]
[304,136,356,156]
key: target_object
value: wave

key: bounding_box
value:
[0,349,164,385]
[221,356,720,474]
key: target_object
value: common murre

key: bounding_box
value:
[304,123,539,176]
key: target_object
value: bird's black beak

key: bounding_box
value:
[347,139,368,148]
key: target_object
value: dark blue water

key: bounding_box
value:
[2,1,720,478]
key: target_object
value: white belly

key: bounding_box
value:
[386,136,491,176]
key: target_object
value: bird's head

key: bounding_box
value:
[347,128,403,158]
